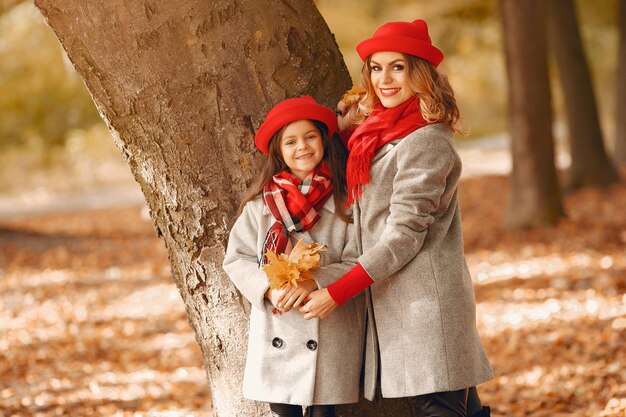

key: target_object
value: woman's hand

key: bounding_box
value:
[336,100,352,132]
[276,279,318,312]
[299,288,338,320]
[337,87,366,132]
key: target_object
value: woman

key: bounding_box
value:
[300,19,493,416]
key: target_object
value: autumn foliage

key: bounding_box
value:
[263,240,326,290]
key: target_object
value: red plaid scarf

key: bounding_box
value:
[345,98,428,206]
[260,163,333,265]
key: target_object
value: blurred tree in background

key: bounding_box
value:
[0,2,124,194]
[0,0,623,202]
[0,0,24,15]
[1,0,621,161]
[0,3,101,148]
[500,0,564,229]
[616,0,626,163]
[548,0,619,189]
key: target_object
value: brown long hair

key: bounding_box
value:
[238,120,351,223]
[357,54,466,135]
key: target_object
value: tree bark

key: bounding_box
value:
[547,0,620,188]
[34,1,432,416]
[34,1,351,416]
[616,0,626,165]
[500,0,565,228]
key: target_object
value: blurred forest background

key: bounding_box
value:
[0,0,620,197]
[1,1,626,417]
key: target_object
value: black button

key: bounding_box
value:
[306,340,317,351]
[272,337,283,348]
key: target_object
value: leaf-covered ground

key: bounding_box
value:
[0,207,212,417]
[461,175,626,417]
[1,173,625,416]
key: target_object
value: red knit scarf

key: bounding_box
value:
[260,163,333,265]
[345,98,428,206]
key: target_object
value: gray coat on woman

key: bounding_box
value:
[353,123,493,400]
[222,197,365,406]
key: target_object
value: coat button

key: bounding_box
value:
[306,340,317,351]
[272,337,283,348]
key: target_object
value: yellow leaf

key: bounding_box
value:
[263,240,326,289]
[288,239,326,265]
[263,250,300,290]
[297,252,321,271]
[300,270,314,282]
[340,85,366,106]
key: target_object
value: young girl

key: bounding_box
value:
[222,96,364,417]
[301,20,493,416]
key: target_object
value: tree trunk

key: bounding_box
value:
[34,1,427,416]
[616,0,626,165]
[500,0,565,229]
[34,1,350,416]
[547,0,620,188]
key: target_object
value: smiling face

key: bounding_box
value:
[369,51,415,108]
[278,119,324,181]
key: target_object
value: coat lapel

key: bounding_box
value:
[371,139,402,164]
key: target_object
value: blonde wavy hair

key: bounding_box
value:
[355,53,467,135]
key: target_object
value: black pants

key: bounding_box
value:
[269,403,336,417]
[414,388,468,417]
[270,390,486,417]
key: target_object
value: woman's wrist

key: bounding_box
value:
[327,263,374,306]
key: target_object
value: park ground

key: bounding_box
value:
[1,144,625,416]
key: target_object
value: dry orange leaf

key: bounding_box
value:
[288,240,326,269]
[263,250,300,289]
[263,240,326,289]
[340,85,366,106]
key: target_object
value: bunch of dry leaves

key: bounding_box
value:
[263,240,326,290]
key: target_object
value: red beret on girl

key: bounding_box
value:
[254,96,338,155]
[356,19,444,67]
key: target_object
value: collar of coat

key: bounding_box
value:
[372,139,402,164]
[261,195,336,215]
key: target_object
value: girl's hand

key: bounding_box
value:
[299,288,338,320]
[277,280,318,312]
[265,287,289,312]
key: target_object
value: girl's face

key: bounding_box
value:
[278,120,324,181]
[369,51,414,108]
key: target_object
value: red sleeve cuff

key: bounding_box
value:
[327,263,374,306]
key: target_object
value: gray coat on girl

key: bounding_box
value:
[354,123,493,400]
[223,197,365,406]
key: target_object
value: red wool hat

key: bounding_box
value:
[254,96,338,155]
[356,19,444,67]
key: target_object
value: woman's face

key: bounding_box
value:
[369,51,414,108]
[278,120,324,181]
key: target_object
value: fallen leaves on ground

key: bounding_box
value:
[0,207,211,417]
[460,174,626,417]
[0,172,625,416]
